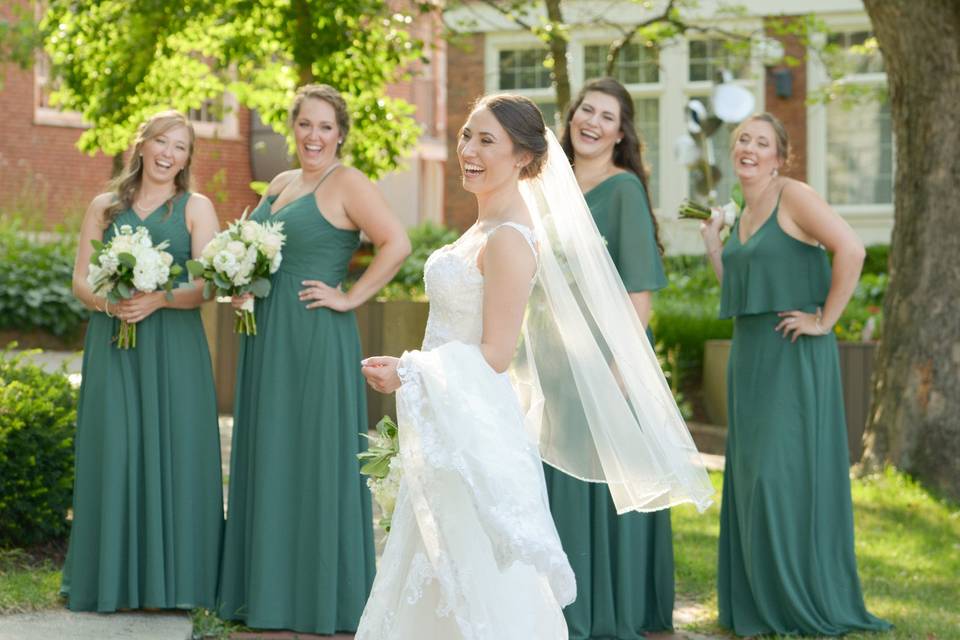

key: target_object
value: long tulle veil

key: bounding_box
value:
[513,130,714,514]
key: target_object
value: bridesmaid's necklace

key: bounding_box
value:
[133,188,176,215]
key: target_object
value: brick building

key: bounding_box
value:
[0,1,446,231]
[442,0,893,253]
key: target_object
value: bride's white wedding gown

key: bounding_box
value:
[355,223,575,640]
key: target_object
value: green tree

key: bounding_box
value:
[40,0,426,178]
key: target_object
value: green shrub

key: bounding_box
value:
[653,253,887,376]
[863,244,889,276]
[0,219,89,338]
[835,272,886,342]
[0,349,77,547]
[653,256,732,380]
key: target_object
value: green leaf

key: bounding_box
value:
[186,259,205,277]
[90,238,104,251]
[249,277,271,298]
[117,252,136,268]
[116,281,132,298]
[202,280,214,300]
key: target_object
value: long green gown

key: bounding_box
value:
[717,195,891,636]
[61,193,223,612]
[543,172,674,638]
[217,190,376,634]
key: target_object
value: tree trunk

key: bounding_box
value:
[543,0,570,117]
[860,0,960,500]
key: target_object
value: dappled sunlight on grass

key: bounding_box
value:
[670,467,960,638]
[0,549,63,614]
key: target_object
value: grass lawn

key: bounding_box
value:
[2,467,957,640]
[0,546,64,614]
[672,467,960,639]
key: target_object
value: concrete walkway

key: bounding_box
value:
[0,610,191,640]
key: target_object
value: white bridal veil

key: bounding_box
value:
[514,130,714,514]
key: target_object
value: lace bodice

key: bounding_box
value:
[421,223,536,351]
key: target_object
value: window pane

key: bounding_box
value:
[688,39,750,82]
[827,31,884,75]
[634,97,660,204]
[826,98,893,204]
[498,48,552,90]
[687,96,738,203]
[188,96,226,123]
[584,44,659,85]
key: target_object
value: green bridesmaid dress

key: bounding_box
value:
[717,193,891,636]
[217,188,376,634]
[61,193,224,612]
[544,172,674,639]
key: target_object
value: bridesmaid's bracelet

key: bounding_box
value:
[815,307,829,335]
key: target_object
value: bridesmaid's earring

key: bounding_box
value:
[772,168,779,177]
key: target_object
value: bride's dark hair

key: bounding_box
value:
[473,94,548,180]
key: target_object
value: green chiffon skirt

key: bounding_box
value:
[718,311,891,636]
[544,469,674,638]
[61,309,224,612]
[217,270,376,633]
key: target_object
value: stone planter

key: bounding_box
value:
[203,299,430,425]
[0,326,87,351]
[701,338,877,463]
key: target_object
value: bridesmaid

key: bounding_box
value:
[700,112,891,636]
[554,77,674,638]
[217,84,410,634]
[63,110,223,611]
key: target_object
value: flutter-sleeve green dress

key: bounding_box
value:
[61,193,224,612]
[716,195,891,636]
[217,191,376,634]
[543,172,674,638]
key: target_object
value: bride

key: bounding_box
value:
[357,94,713,639]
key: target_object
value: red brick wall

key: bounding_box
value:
[763,17,808,183]
[444,33,486,232]
[0,59,259,228]
[0,62,115,226]
[0,12,258,231]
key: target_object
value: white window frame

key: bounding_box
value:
[807,14,893,222]
[485,23,763,211]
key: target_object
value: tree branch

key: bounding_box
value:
[474,0,536,31]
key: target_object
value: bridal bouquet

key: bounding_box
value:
[87,225,182,349]
[358,415,401,533]
[187,211,285,335]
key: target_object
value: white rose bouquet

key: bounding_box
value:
[186,210,286,335]
[87,224,183,349]
[358,415,402,534]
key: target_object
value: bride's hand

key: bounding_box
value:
[361,356,402,394]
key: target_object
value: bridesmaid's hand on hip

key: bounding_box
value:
[300,280,353,312]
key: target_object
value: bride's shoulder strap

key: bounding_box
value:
[486,222,538,259]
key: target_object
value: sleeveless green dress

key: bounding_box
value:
[61,193,223,612]
[543,173,674,638]
[717,196,891,636]
[217,191,376,634]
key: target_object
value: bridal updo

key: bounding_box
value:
[474,94,548,180]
